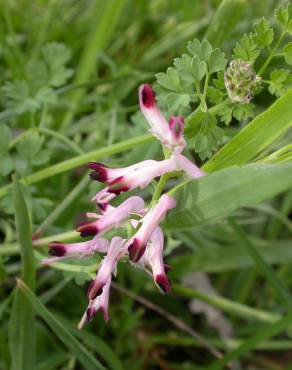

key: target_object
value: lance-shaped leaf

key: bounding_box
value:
[9,178,36,370]
[203,88,292,171]
[166,162,292,229]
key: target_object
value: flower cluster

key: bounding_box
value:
[44,84,204,328]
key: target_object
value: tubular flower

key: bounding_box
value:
[77,196,145,237]
[78,276,111,329]
[44,82,206,329]
[127,194,176,263]
[88,237,126,300]
[43,236,110,265]
[88,159,177,194]
[139,84,186,153]
[134,227,171,293]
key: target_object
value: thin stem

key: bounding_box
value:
[39,127,84,155]
[112,282,224,361]
[33,175,90,238]
[258,31,285,76]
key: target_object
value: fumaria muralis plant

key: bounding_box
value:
[43,84,205,329]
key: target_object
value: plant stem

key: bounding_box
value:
[39,127,84,155]
[258,31,285,76]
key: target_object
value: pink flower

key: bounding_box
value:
[88,237,125,300]
[78,276,111,329]
[135,227,171,293]
[127,194,176,262]
[77,196,145,237]
[43,236,110,264]
[174,154,205,179]
[88,159,177,194]
[139,84,186,153]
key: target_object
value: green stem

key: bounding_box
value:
[258,31,285,76]
[39,127,84,155]
[0,134,153,199]
[33,175,90,237]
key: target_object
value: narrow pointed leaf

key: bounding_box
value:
[16,279,105,370]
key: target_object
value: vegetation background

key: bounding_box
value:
[0,0,292,369]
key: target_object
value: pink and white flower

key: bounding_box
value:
[77,196,144,237]
[127,194,176,263]
[134,227,171,293]
[78,276,111,329]
[139,84,186,153]
[43,236,110,264]
[88,159,177,194]
[174,154,205,179]
[87,236,126,300]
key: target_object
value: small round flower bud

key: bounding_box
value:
[224,59,261,103]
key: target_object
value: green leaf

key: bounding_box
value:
[16,280,105,370]
[233,34,260,62]
[3,80,40,114]
[232,103,255,121]
[16,133,45,164]
[41,42,73,87]
[275,4,292,30]
[174,54,206,83]
[204,89,292,171]
[0,124,12,155]
[187,39,212,61]
[0,154,13,176]
[283,42,292,65]
[185,111,217,137]
[9,178,36,370]
[166,162,292,229]
[252,18,274,47]
[268,69,291,97]
[217,105,233,125]
[208,48,227,74]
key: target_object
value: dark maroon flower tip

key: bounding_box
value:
[169,116,184,139]
[88,279,105,300]
[87,162,108,182]
[77,222,98,237]
[128,239,145,263]
[86,306,97,323]
[155,274,172,294]
[108,177,129,194]
[141,84,155,108]
[97,202,107,211]
[48,242,66,257]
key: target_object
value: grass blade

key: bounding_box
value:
[9,178,36,370]
[205,0,247,47]
[16,279,106,370]
[167,162,292,228]
[204,89,292,171]
[208,310,292,369]
[229,219,292,307]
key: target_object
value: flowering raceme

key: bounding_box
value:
[44,83,205,328]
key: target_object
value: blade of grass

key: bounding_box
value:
[55,312,124,370]
[9,178,36,370]
[203,88,292,171]
[173,284,281,324]
[16,279,106,370]
[205,0,247,47]
[229,219,292,307]
[61,0,127,130]
[208,309,292,369]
